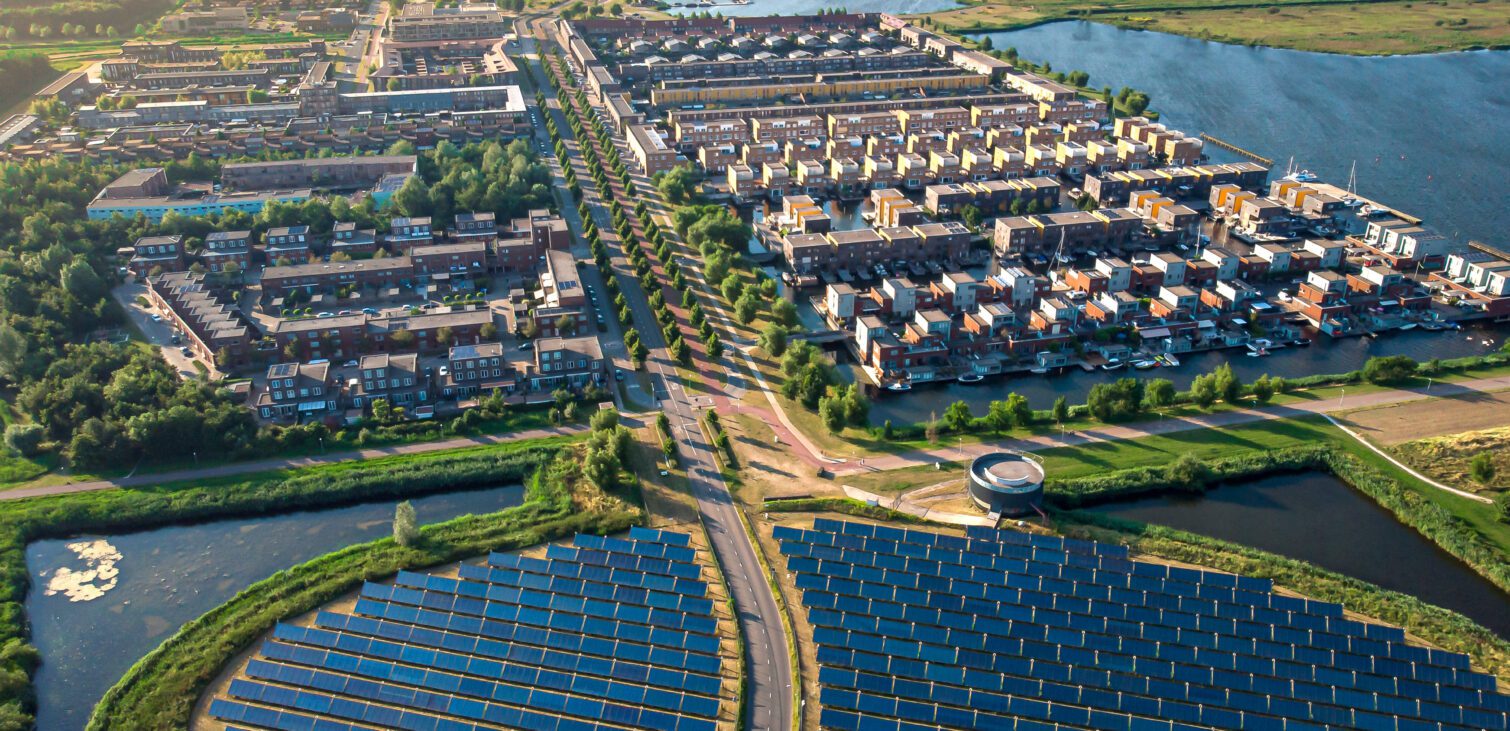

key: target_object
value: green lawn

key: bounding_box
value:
[1034,416,1336,480]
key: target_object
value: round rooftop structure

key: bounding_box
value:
[967,452,1045,517]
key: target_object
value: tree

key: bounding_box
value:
[734,292,760,324]
[706,332,724,359]
[1165,453,1211,490]
[943,400,972,433]
[759,323,788,357]
[959,204,983,230]
[1086,378,1144,422]
[1190,373,1218,409]
[1052,395,1069,424]
[393,500,419,546]
[3,424,44,457]
[721,273,745,304]
[1362,355,1417,385]
[986,400,1014,433]
[819,396,845,434]
[1005,393,1033,428]
[1211,363,1242,403]
[389,329,416,350]
[771,299,798,328]
[1250,374,1275,404]
[656,165,701,204]
[1470,452,1496,484]
[1145,378,1176,409]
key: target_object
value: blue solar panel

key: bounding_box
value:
[209,530,728,731]
[787,520,1505,731]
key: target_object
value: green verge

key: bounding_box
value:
[766,446,1510,682]
[0,436,578,729]
[85,440,644,729]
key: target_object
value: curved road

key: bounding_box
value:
[519,17,794,730]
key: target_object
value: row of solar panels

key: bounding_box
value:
[787,544,1360,638]
[252,635,720,718]
[388,569,719,636]
[793,569,1486,693]
[361,581,720,656]
[547,544,704,582]
[814,518,1131,561]
[273,621,722,697]
[347,596,722,676]
[800,587,1494,709]
[784,521,1509,731]
[812,631,1503,731]
[780,525,1469,674]
[484,550,708,598]
[784,524,1340,620]
[212,530,727,731]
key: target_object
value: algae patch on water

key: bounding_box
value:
[41,540,122,602]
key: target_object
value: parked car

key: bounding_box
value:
[150,314,163,323]
[179,346,192,357]
[343,360,359,368]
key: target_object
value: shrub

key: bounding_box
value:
[1362,355,1418,385]
[2,425,43,458]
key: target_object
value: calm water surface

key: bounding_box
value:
[27,485,524,731]
[1084,472,1510,639]
[972,22,1510,245]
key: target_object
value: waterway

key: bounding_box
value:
[26,485,525,731]
[668,0,958,18]
[864,322,1504,424]
[970,22,1510,246]
[1083,472,1510,639]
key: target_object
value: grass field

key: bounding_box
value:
[920,0,1510,55]
[1340,389,1510,445]
[1393,426,1510,495]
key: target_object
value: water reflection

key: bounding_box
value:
[1084,472,1510,638]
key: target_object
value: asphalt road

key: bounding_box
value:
[522,23,795,730]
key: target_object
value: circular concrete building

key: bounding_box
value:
[968,452,1045,516]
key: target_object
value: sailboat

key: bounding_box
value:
[1342,161,1365,208]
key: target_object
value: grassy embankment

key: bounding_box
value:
[1394,426,1510,495]
[919,0,1510,55]
[0,435,594,729]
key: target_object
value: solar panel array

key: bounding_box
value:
[210,526,730,731]
[778,519,1510,731]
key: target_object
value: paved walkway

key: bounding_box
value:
[827,373,1510,478]
[1323,415,1494,504]
[1,425,587,502]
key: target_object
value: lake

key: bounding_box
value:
[1084,472,1510,639]
[27,485,525,731]
[865,321,1504,424]
[668,0,958,18]
[971,22,1510,246]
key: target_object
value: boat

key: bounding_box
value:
[1246,351,1264,357]
[1160,353,1181,367]
[1132,359,1158,370]
[1100,361,1125,371]
[957,373,984,384]
[1029,367,1050,375]
[1292,338,1312,347]
[886,382,912,392]
[1422,321,1445,331]
[1399,323,1417,331]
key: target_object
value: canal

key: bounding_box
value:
[27,484,525,731]
[1082,471,1510,639]
[864,322,1504,425]
[969,22,1510,247]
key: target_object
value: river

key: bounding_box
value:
[864,321,1503,424]
[26,485,525,731]
[970,22,1510,246]
[1083,472,1510,639]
